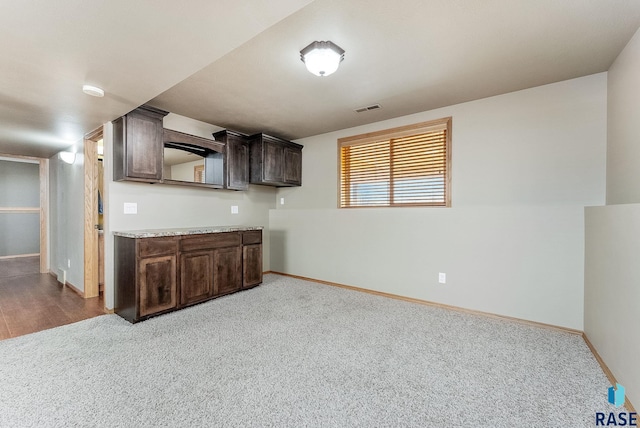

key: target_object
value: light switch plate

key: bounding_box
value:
[231,205,239,214]
[438,273,446,284]
[124,202,137,214]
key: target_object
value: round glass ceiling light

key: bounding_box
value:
[59,151,76,164]
[82,84,104,97]
[300,41,345,77]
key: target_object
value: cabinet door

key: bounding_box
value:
[263,139,284,183]
[283,147,302,186]
[126,110,163,181]
[214,247,242,296]
[227,137,249,190]
[139,255,177,317]
[180,251,213,306]
[243,244,262,288]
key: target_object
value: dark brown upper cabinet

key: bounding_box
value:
[248,133,303,187]
[113,106,302,190]
[212,130,250,191]
[113,105,169,183]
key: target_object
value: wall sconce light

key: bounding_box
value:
[300,41,345,77]
[59,151,76,165]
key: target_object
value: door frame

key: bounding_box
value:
[0,153,48,273]
[83,127,103,298]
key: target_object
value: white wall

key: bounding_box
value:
[272,73,607,330]
[606,28,640,205]
[49,143,85,290]
[585,205,640,409]
[103,114,276,309]
[585,26,640,409]
[169,159,203,182]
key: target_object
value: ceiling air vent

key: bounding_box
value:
[354,104,382,113]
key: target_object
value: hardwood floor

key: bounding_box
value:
[0,256,105,340]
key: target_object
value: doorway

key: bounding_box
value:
[0,154,48,274]
[83,127,104,299]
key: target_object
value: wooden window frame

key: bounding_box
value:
[337,117,452,208]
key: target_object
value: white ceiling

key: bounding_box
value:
[1,0,640,158]
[0,0,312,157]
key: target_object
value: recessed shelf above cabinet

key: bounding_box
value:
[163,128,225,188]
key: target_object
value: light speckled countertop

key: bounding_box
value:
[113,226,263,239]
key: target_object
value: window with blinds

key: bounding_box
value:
[338,117,451,208]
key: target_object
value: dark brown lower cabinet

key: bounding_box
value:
[214,247,242,295]
[115,230,262,323]
[243,244,262,288]
[180,251,213,306]
[139,255,177,317]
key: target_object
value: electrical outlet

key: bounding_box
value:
[438,272,446,284]
[231,205,239,214]
[280,197,285,205]
[67,259,71,268]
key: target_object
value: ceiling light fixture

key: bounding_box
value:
[82,84,104,97]
[300,41,345,77]
[59,151,76,165]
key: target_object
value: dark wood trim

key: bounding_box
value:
[257,133,303,150]
[137,104,169,117]
[163,129,225,153]
[164,142,209,157]
[212,129,247,140]
[161,179,224,190]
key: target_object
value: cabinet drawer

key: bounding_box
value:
[138,238,177,258]
[242,230,262,245]
[180,232,241,252]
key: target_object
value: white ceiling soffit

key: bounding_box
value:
[150,0,640,140]
[0,0,313,158]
